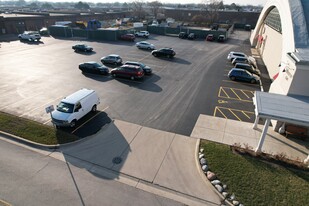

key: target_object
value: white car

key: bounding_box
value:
[18,31,41,41]
[227,51,248,61]
[135,31,150,38]
[136,41,155,50]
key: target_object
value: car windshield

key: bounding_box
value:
[57,102,74,113]
[93,63,101,67]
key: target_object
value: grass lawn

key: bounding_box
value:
[200,140,309,206]
[0,112,79,145]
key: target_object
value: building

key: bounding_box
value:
[250,0,309,96]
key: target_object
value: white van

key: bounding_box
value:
[51,88,100,127]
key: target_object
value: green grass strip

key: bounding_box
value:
[0,111,79,145]
[200,140,309,206]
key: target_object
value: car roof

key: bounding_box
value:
[235,63,251,66]
[107,54,120,57]
[121,64,140,69]
[125,61,141,65]
[230,51,246,55]
[85,61,99,64]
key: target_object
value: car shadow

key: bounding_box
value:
[19,40,44,45]
[58,114,131,181]
[113,73,163,93]
[81,72,112,82]
[74,50,97,55]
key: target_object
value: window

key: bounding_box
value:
[265,7,282,33]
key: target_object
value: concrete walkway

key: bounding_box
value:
[191,115,309,161]
[58,120,222,206]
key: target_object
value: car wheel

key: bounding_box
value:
[130,76,135,80]
[92,105,97,112]
[230,76,236,81]
[70,120,77,128]
[250,79,256,84]
[112,73,117,78]
[153,53,157,57]
[147,47,151,50]
[167,55,171,58]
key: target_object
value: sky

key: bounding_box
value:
[36,0,268,7]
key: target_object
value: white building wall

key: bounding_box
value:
[258,24,283,79]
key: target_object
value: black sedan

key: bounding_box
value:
[72,44,93,52]
[79,62,109,75]
[151,48,176,58]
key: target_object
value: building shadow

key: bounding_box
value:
[58,118,131,181]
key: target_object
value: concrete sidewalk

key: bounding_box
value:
[191,115,309,161]
[58,120,222,206]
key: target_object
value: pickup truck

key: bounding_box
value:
[18,31,41,41]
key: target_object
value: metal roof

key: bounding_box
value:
[253,91,309,126]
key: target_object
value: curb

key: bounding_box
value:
[195,139,234,206]
[0,120,113,150]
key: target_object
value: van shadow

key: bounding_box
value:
[57,111,111,138]
[59,119,132,180]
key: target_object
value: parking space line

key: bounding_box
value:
[0,92,44,111]
[213,107,227,119]
[229,108,242,121]
[242,111,251,119]
[220,87,230,98]
[71,106,109,134]
[241,90,250,99]
[230,88,241,100]
[222,80,261,87]
[216,106,255,114]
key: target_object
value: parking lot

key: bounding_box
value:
[0,30,270,136]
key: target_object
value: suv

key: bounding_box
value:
[79,62,109,75]
[100,54,122,65]
[124,61,152,75]
[18,31,41,41]
[120,33,135,41]
[151,48,176,58]
[111,65,144,80]
[188,33,196,40]
[72,44,93,52]
[227,51,247,61]
[234,63,261,76]
[135,31,149,38]
[206,34,215,41]
[217,35,225,42]
[228,68,260,84]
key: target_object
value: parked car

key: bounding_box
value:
[188,33,196,40]
[227,51,248,61]
[151,48,176,58]
[79,61,109,75]
[18,31,41,41]
[217,35,226,42]
[39,27,49,36]
[111,65,144,80]
[228,68,260,84]
[234,63,261,76]
[100,54,122,65]
[136,41,155,50]
[206,34,215,41]
[232,56,257,68]
[120,33,135,41]
[135,31,149,38]
[178,32,188,39]
[72,44,93,52]
[124,61,152,75]
[51,89,100,127]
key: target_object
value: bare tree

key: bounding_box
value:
[148,1,162,19]
[201,0,223,26]
[131,0,146,21]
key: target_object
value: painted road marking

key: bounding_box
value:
[71,106,109,134]
[218,100,228,104]
[0,199,11,206]
[213,106,254,122]
[218,87,256,102]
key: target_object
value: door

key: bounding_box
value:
[73,102,85,120]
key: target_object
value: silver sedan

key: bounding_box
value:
[135,41,155,50]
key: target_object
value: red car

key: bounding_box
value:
[120,34,135,41]
[206,34,215,41]
[111,65,144,80]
